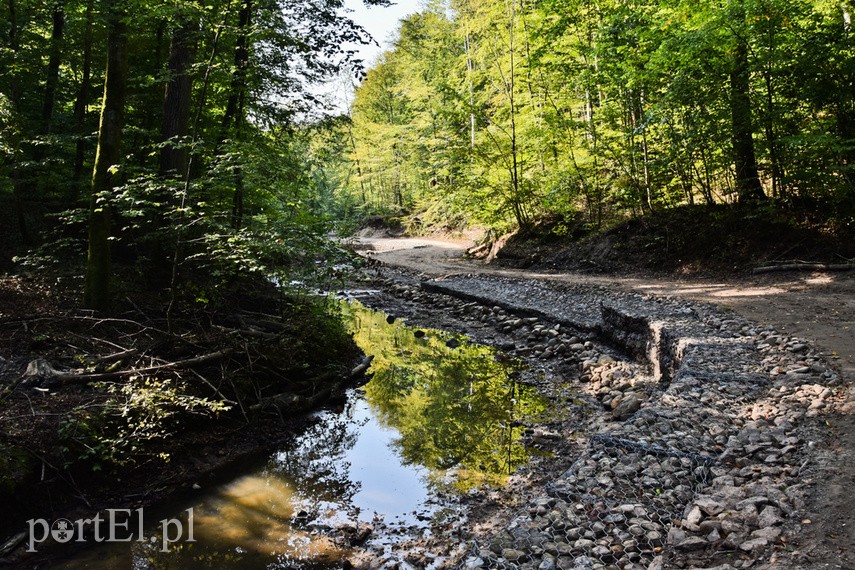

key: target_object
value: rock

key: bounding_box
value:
[667,527,687,545]
[501,549,526,562]
[675,536,708,551]
[739,537,768,552]
[720,517,746,535]
[612,393,642,420]
[686,505,704,526]
[698,520,722,534]
[736,496,774,511]
[757,506,784,528]
[707,528,722,542]
[750,526,782,542]
[694,497,725,516]
[463,557,486,569]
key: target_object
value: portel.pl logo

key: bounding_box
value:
[26,508,194,553]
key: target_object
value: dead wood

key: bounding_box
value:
[44,350,232,385]
[752,262,854,274]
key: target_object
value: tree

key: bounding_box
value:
[84,0,127,310]
[728,2,765,203]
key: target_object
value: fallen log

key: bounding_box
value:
[250,355,374,414]
[752,262,853,274]
[350,355,374,379]
[38,350,232,386]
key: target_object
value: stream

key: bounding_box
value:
[56,301,552,569]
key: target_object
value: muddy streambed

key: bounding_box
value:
[52,301,553,569]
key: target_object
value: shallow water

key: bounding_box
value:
[55,301,550,568]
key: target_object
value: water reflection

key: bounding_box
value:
[342,301,548,491]
[56,302,550,569]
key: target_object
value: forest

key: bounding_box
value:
[1,0,854,287]
[1,0,854,566]
[328,0,855,241]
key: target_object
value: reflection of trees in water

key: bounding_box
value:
[343,302,548,491]
[270,403,366,520]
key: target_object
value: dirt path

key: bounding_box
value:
[362,236,855,568]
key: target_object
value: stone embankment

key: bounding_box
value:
[398,275,841,570]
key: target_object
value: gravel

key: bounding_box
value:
[348,271,841,570]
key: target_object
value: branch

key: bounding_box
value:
[752,262,854,274]
[44,350,232,385]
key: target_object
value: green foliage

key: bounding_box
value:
[59,376,230,469]
[342,301,549,490]
[312,0,855,235]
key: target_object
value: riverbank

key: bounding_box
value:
[0,272,366,567]
[3,242,852,568]
[356,239,854,569]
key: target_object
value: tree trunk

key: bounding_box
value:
[839,2,855,183]
[730,38,765,202]
[221,0,251,137]
[84,0,128,311]
[220,0,252,229]
[6,0,32,244]
[159,16,197,177]
[231,165,244,228]
[71,0,94,200]
[507,0,524,227]
[762,22,782,199]
[39,2,65,137]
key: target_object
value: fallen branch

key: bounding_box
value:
[752,262,854,274]
[350,355,374,379]
[250,356,374,414]
[93,348,139,364]
[43,350,232,386]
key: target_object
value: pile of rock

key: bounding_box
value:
[421,275,839,570]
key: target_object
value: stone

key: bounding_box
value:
[667,527,687,545]
[739,537,768,552]
[720,517,746,535]
[695,497,726,516]
[757,506,784,528]
[686,505,704,526]
[612,393,642,420]
[591,545,611,557]
[750,526,782,542]
[707,528,722,542]
[501,549,526,562]
[675,536,708,551]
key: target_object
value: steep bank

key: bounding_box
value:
[490,206,855,276]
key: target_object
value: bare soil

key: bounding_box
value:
[362,236,855,569]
